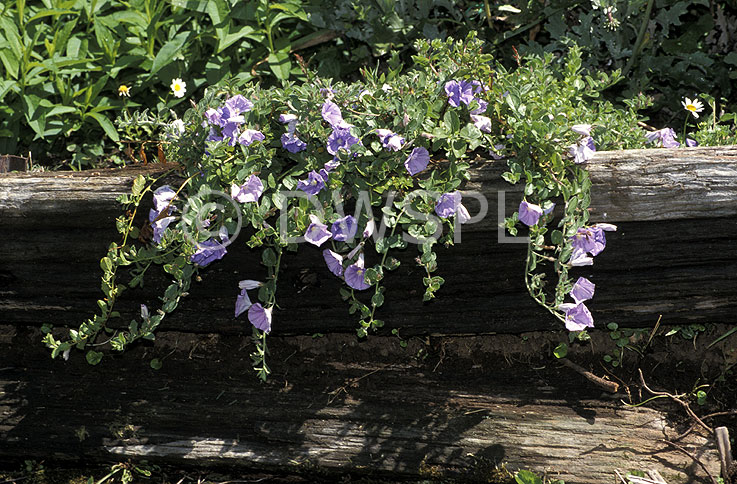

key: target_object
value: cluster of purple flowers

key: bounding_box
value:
[205,95,264,147]
[234,279,272,332]
[322,100,361,157]
[301,215,375,291]
[557,223,617,330]
[444,79,492,133]
[304,214,360,247]
[148,185,177,244]
[279,113,307,153]
[559,277,596,331]
[645,127,698,148]
[568,124,596,164]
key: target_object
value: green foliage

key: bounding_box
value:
[0,0,326,167]
[502,0,737,118]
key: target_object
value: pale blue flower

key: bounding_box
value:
[405,147,430,175]
[248,303,272,333]
[570,277,595,304]
[297,170,326,196]
[344,255,370,290]
[305,215,332,246]
[238,129,265,146]
[559,302,594,331]
[518,201,543,226]
[323,249,344,277]
[231,174,264,203]
[331,215,357,241]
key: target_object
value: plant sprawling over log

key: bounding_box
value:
[43,34,674,377]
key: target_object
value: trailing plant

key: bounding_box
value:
[44,33,712,378]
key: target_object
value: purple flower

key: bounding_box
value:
[248,303,272,333]
[344,256,370,291]
[238,129,265,146]
[281,132,307,153]
[190,238,227,267]
[235,279,262,317]
[207,127,224,142]
[518,201,543,226]
[279,113,298,124]
[568,248,593,267]
[570,227,597,253]
[570,277,595,304]
[225,95,253,115]
[405,147,430,175]
[571,124,592,136]
[444,80,483,107]
[304,215,332,246]
[149,208,176,244]
[686,138,698,147]
[589,223,617,256]
[470,114,492,133]
[205,108,223,127]
[297,170,326,196]
[322,100,351,129]
[375,129,405,151]
[222,123,241,145]
[489,144,506,160]
[331,215,357,241]
[235,289,252,317]
[231,175,264,203]
[153,185,176,213]
[327,127,360,156]
[435,192,463,218]
[645,128,680,148]
[569,136,596,164]
[559,302,594,331]
[323,249,344,277]
[470,98,488,115]
[570,224,616,257]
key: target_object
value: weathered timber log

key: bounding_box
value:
[0,147,735,334]
[0,328,722,483]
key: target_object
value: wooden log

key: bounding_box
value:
[0,327,722,483]
[0,147,736,335]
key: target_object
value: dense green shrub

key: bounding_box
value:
[0,0,324,166]
[1,0,735,167]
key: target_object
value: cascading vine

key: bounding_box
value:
[42,33,651,377]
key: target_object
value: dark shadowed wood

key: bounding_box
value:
[0,148,735,335]
[0,328,722,483]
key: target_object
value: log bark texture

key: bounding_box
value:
[0,329,722,483]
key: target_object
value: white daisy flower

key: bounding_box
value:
[681,97,704,118]
[170,78,186,98]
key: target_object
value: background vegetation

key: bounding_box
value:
[0,0,735,168]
